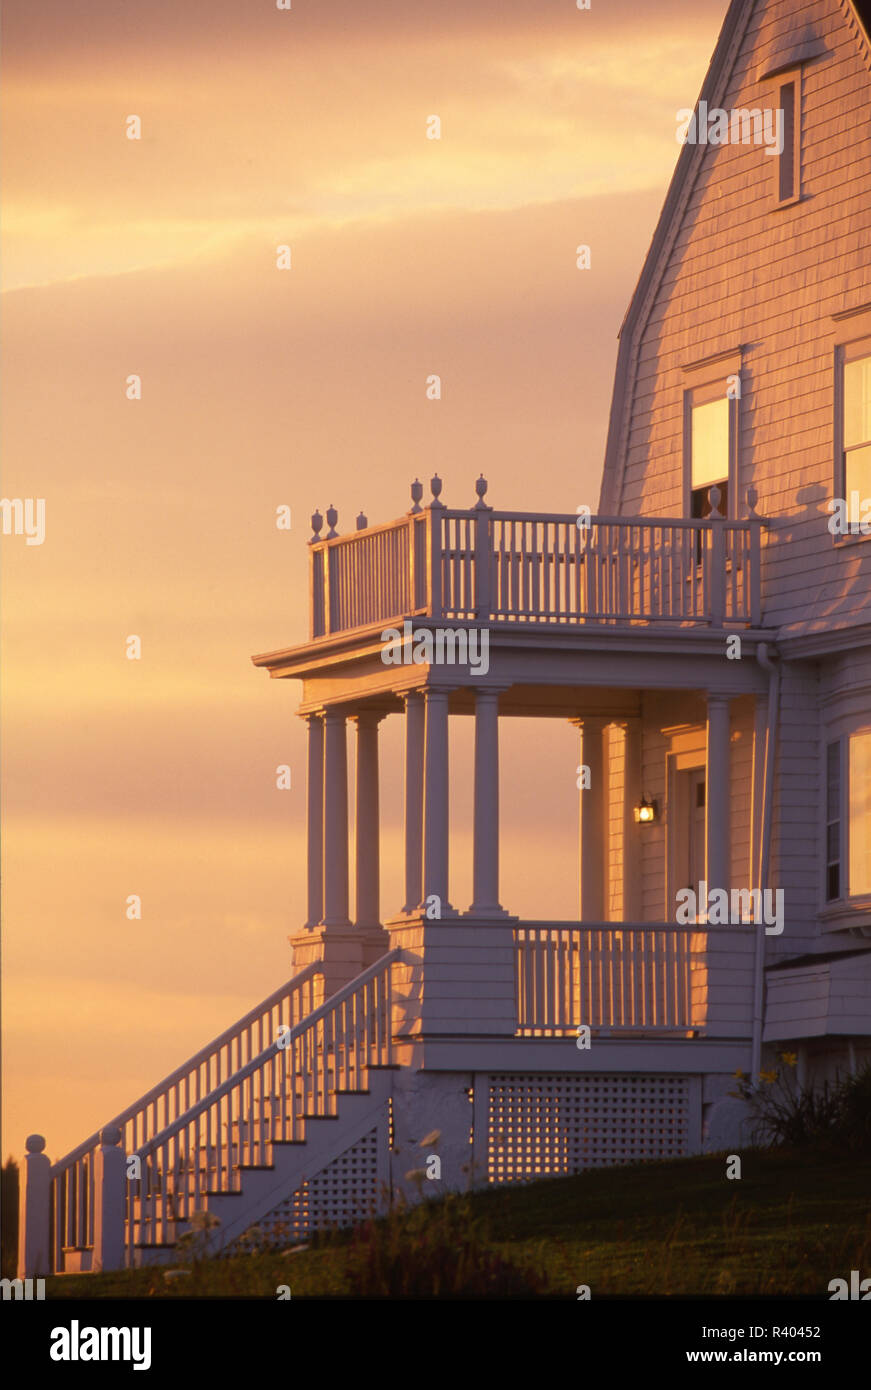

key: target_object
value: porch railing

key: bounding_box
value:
[310,507,765,637]
[514,923,696,1036]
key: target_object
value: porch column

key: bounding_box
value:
[402,692,425,912]
[621,717,643,920]
[470,688,505,915]
[705,693,731,894]
[750,692,769,892]
[321,709,351,926]
[304,713,324,927]
[352,711,383,928]
[422,688,452,913]
[576,716,608,922]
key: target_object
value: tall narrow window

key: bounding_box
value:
[777,80,796,202]
[690,397,730,519]
[843,347,871,502]
[849,731,871,896]
[826,740,841,902]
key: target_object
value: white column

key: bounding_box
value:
[422,689,452,912]
[403,692,425,912]
[706,693,731,894]
[470,688,505,915]
[577,716,608,922]
[621,717,643,920]
[304,714,324,927]
[321,709,351,926]
[353,711,382,928]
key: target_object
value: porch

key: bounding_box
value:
[252,479,774,1042]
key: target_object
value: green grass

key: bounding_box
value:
[47,1148,871,1299]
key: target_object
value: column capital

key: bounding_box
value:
[568,713,610,730]
[473,685,509,701]
[706,691,732,707]
[348,708,388,728]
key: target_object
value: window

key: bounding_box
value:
[688,393,731,519]
[825,731,871,902]
[772,70,801,207]
[777,80,796,201]
[826,741,841,901]
[843,344,871,502]
[849,731,871,896]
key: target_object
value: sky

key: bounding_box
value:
[1,0,729,1159]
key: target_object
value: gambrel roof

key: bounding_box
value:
[598,0,871,516]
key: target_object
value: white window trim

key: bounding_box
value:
[770,65,802,209]
[832,334,871,545]
[819,724,871,928]
[682,380,739,521]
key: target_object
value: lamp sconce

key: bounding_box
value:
[634,797,658,825]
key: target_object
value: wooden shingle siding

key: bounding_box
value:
[608,0,871,637]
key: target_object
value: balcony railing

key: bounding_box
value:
[310,503,765,638]
[514,923,697,1037]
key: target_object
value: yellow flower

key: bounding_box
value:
[758,1069,778,1084]
[779,1051,798,1067]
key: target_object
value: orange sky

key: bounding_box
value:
[1,0,728,1159]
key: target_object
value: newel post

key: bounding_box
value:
[473,473,492,622]
[92,1126,127,1273]
[18,1134,51,1278]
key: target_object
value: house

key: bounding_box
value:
[20,0,871,1276]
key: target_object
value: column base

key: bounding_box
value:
[466,903,511,919]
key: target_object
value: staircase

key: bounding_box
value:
[49,951,401,1273]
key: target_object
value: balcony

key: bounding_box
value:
[309,487,765,640]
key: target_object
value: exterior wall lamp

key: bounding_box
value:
[634,797,658,825]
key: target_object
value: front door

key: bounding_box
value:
[688,768,706,894]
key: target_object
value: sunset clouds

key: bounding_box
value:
[1,0,727,1156]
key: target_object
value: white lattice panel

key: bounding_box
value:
[487,1074,691,1182]
[256,1127,380,1244]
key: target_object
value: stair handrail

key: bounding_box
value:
[125,949,402,1255]
[134,949,403,1162]
[50,961,324,1177]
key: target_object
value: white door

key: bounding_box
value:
[688,768,706,896]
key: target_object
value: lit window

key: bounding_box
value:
[843,350,871,501]
[849,731,871,897]
[690,397,730,519]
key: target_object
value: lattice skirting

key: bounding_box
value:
[486,1073,696,1183]
[254,1127,381,1246]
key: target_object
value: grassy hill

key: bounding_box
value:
[46,1148,870,1299]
